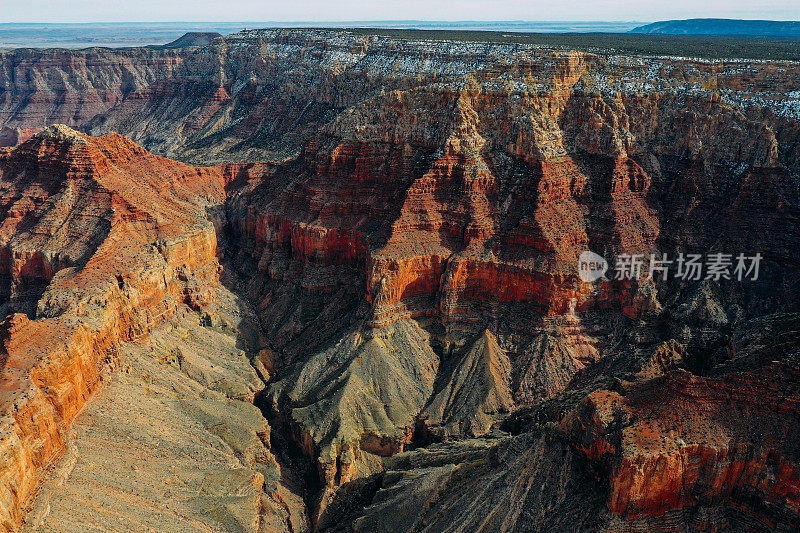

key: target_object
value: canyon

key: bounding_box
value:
[0,29,799,532]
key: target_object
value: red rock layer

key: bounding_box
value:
[215,39,800,520]
[1,31,799,530]
[568,365,800,528]
[0,126,232,530]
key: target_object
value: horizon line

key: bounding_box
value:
[1,18,799,25]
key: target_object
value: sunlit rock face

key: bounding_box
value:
[0,29,799,532]
[0,127,305,531]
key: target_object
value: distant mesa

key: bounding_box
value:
[158,32,223,48]
[631,18,800,38]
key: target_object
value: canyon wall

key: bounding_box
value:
[0,30,798,531]
[0,127,303,531]
[0,48,187,143]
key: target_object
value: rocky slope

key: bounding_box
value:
[0,126,303,531]
[0,29,799,532]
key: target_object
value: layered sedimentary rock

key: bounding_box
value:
[0,48,186,136]
[0,29,799,532]
[571,365,800,530]
[23,288,306,532]
[0,126,303,531]
[205,34,800,527]
[324,339,799,532]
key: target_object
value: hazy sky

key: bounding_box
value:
[1,0,798,23]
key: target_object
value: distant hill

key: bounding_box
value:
[159,32,223,49]
[631,18,800,38]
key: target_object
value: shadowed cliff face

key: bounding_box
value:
[0,127,307,532]
[0,29,799,532]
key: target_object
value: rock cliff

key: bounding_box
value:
[0,126,303,531]
[0,29,799,532]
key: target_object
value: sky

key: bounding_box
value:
[0,0,798,23]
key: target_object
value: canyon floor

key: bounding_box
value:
[0,29,799,532]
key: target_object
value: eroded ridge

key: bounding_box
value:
[0,29,798,532]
